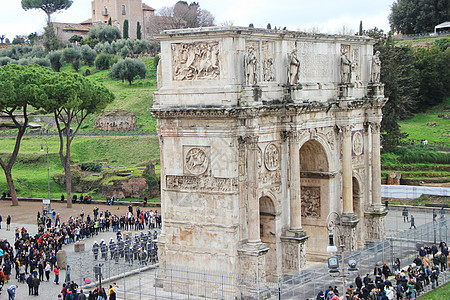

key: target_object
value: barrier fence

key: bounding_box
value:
[68,217,450,299]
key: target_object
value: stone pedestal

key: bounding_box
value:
[365,206,388,243]
[56,250,66,269]
[238,242,269,279]
[74,241,85,252]
[341,213,359,251]
[281,229,309,273]
[338,83,355,99]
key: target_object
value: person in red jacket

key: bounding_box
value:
[54,264,60,285]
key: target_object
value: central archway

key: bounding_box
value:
[299,139,331,260]
[260,196,277,278]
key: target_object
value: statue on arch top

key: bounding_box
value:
[371,51,381,83]
[288,48,300,85]
[244,46,258,85]
[340,49,352,83]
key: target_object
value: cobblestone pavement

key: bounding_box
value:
[0,200,159,300]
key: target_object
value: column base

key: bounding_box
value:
[341,213,359,251]
[281,229,309,273]
[365,206,388,243]
[238,242,269,279]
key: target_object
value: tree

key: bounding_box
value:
[137,21,142,40]
[28,32,38,46]
[69,34,83,44]
[12,35,27,45]
[89,25,121,43]
[43,23,63,51]
[39,72,114,208]
[0,65,52,206]
[358,21,363,35]
[47,50,63,71]
[123,19,129,39]
[21,0,73,24]
[0,35,5,44]
[389,0,450,34]
[95,53,112,70]
[375,38,420,151]
[61,47,82,72]
[108,17,112,26]
[109,58,147,85]
[80,45,97,67]
[156,1,215,30]
[5,38,10,44]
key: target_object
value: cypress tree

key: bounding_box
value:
[123,19,129,39]
[137,21,142,40]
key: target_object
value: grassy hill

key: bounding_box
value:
[0,57,160,200]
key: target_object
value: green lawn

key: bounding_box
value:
[418,282,450,299]
[399,97,450,146]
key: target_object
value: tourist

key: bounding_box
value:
[6,215,11,231]
[440,207,445,218]
[108,284,117,300]
[410,215,416,229]
[0,214,2,229]
[6,284,17,300]
[402,207,409,223]
[54,263,60,285]
[32,275,40,296]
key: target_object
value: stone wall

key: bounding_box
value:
[94,109,137,131]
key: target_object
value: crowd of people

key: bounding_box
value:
[317,240,450,300]
[0,204,160,300]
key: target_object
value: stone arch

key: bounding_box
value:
[299,138,333,259]
[352,175,364,247]
[259,196,277,279]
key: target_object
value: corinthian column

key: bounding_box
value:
[289,130,302,230]
[371,122,382,206]
[342,126,353,214]
[246,136,260,243]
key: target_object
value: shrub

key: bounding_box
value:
[81,45,97,66]
[89,25,121,43]
[61,47,83,72]
[80,162,103,173]
[47,50,63,72]
[31,57,50,67]
[0,57,13,66]
[109,58,147,85]
[95,52,112,70]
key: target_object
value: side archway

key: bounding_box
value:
[260,196,277,279]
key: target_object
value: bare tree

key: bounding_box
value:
[155,1,215,30]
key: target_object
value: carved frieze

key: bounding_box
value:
[184,146,209,175]
[171,42,220,81]
[301,186,321,218]
[166,175,238,193]
[264,143,280,171]
[260,170,281,184]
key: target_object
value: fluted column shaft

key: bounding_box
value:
[342,126,353,214]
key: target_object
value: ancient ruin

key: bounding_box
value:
[152,26,387,281]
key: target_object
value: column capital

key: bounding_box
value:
[341,125,354,136]
[369,122,381,134]
[238,135,259,149]
[280,130,300,142]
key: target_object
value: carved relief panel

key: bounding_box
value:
[352,130,364,156]
[264,143,280,171]
[171,42,220,81]
[262,41,275,82]
[301,186,321,218]
[352,47,361,82]
[183,146,210,176]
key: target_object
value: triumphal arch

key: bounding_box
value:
[152,27,387,280]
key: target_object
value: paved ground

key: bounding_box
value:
[0,200,159,300]
[0,200,443,299]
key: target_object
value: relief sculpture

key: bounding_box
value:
[301,186,321,218]
[172,42,220,81]
[185,147,209,175]
[166,175,238,193]
[264,143,280,171]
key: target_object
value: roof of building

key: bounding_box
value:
[80,18,93,25]
[54,22,91,32]
[142,3,155,11]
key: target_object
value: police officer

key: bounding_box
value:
[92,241,99,260]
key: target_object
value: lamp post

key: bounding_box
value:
[326,211,346,297]
[40,140,51,211]
[326,211,359,298]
